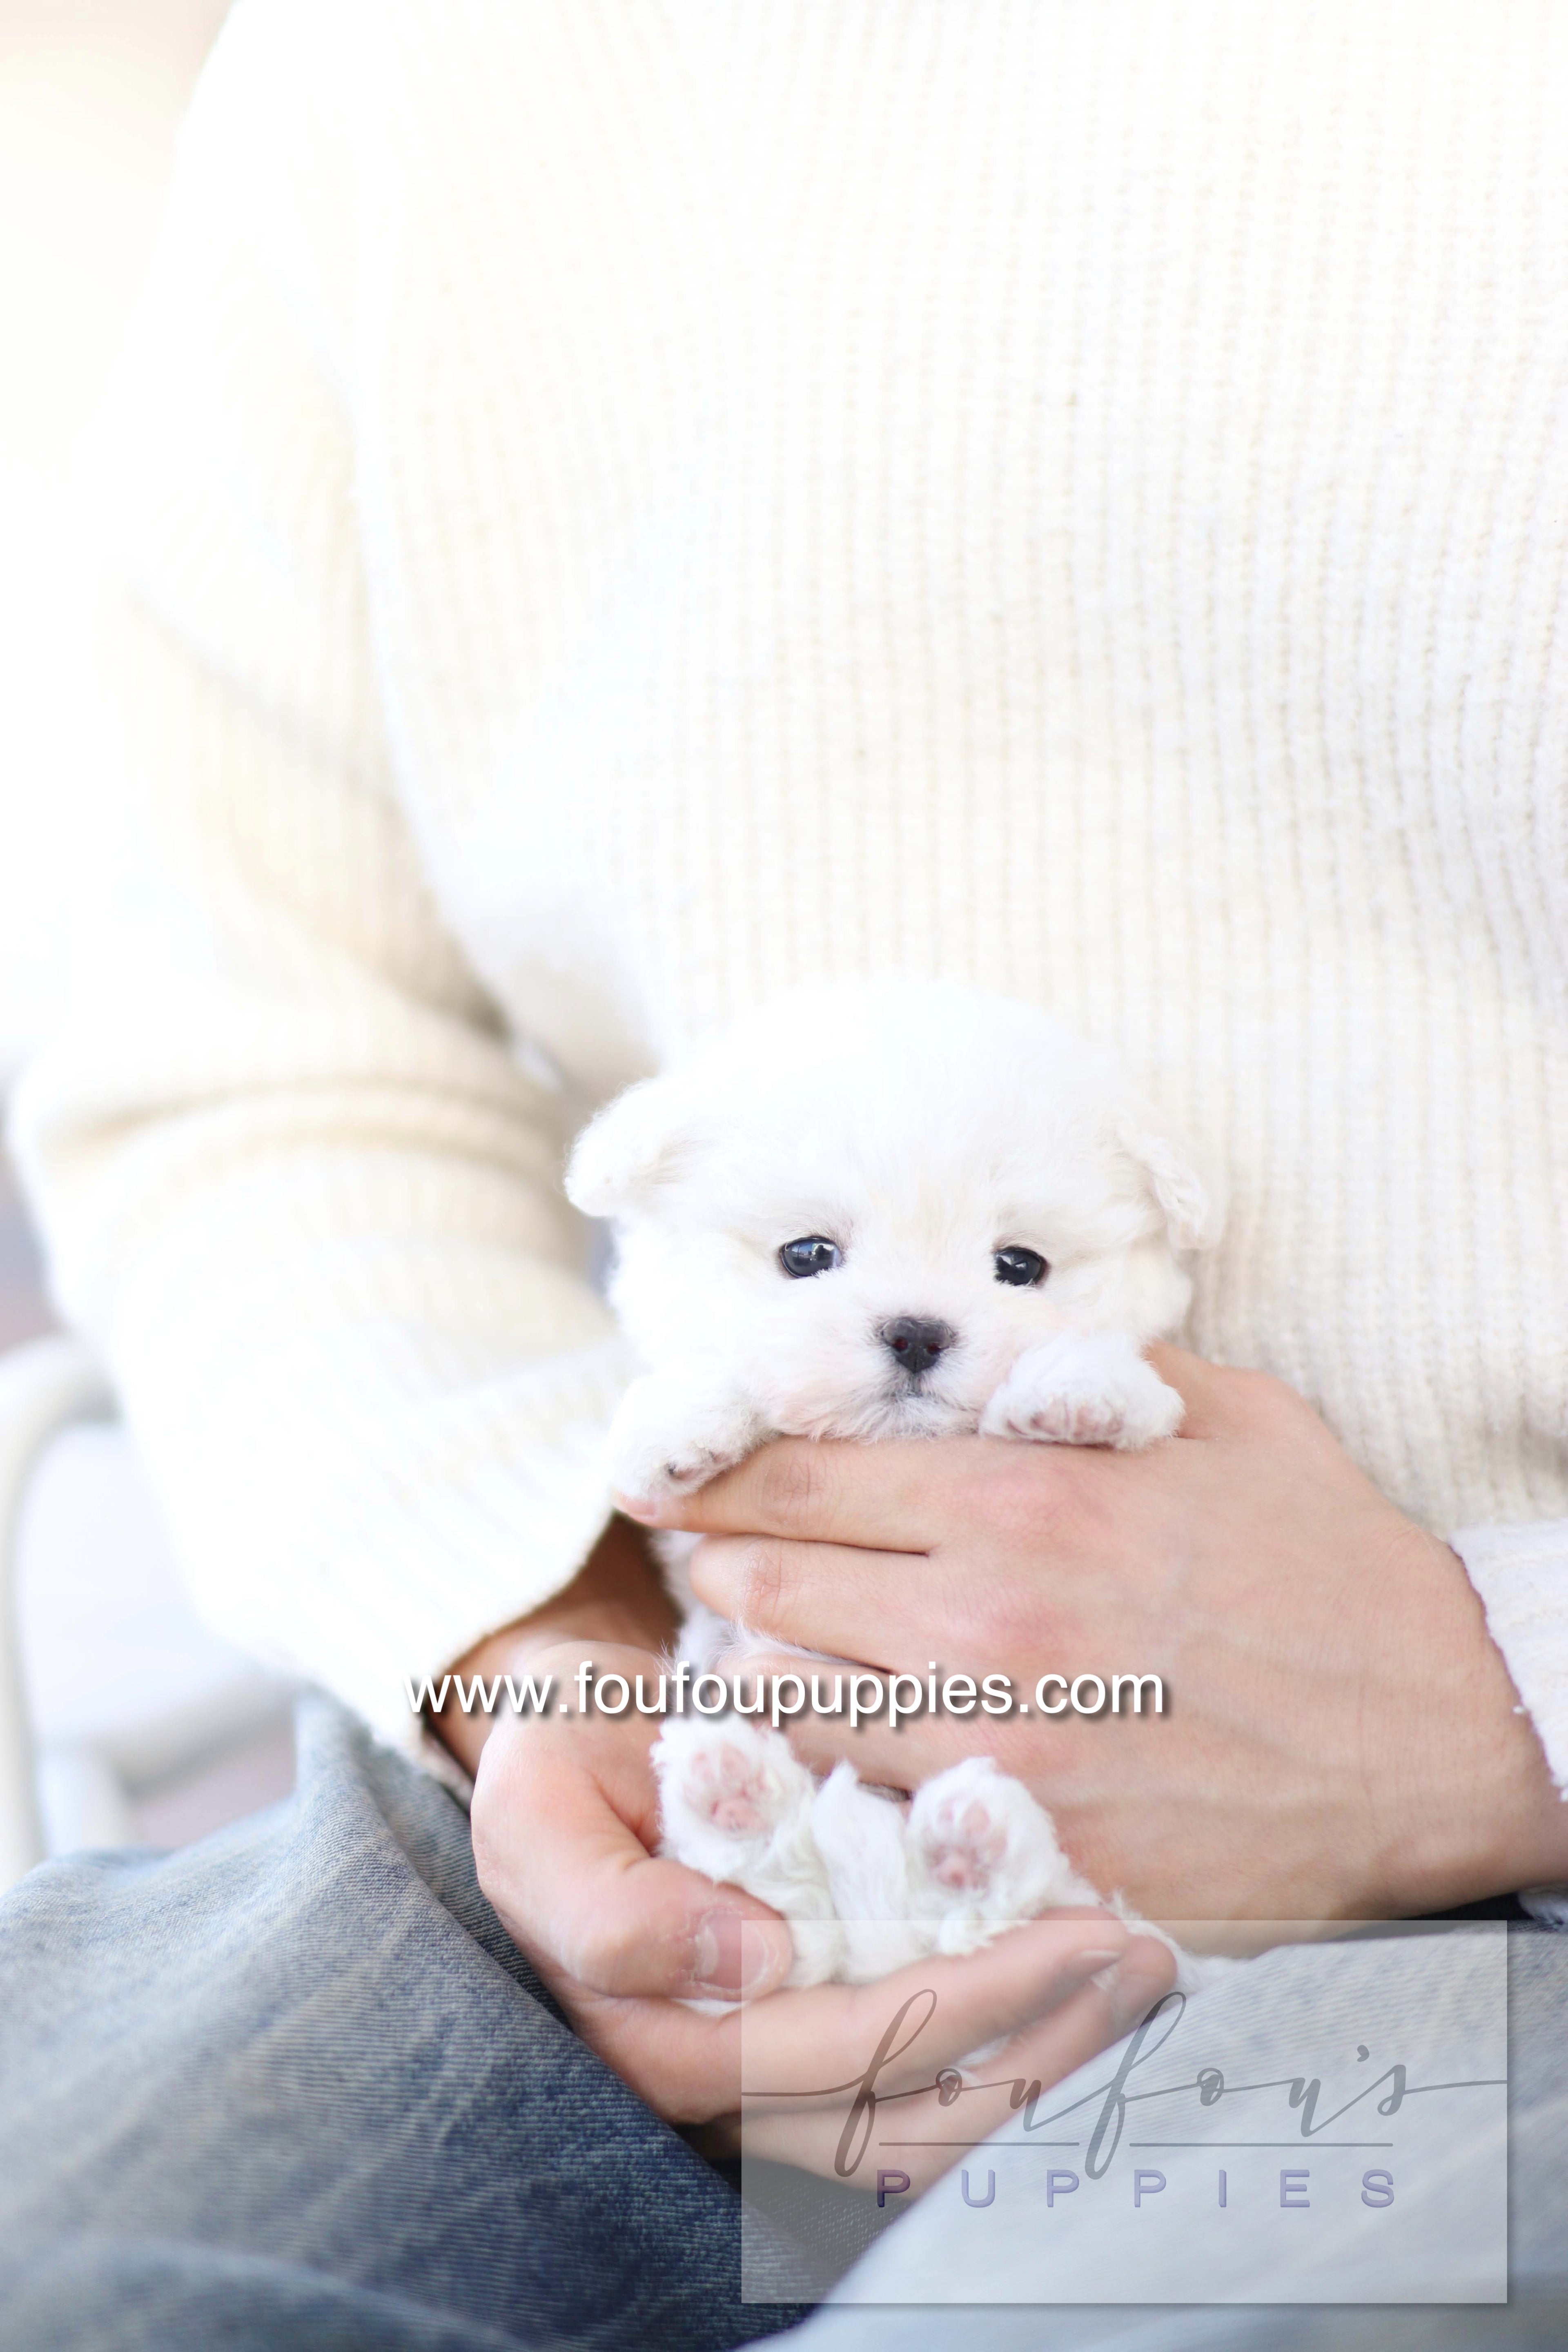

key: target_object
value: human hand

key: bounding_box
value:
[440,1528,1175,2176]
[473,1646,1172,2174]
[632,1349,1568,1923]
[434,1522,797,2013]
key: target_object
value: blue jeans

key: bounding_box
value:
[2,1696,1565,2348]
[0,1697,819,2348]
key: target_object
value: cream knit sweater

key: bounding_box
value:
[12,0,1568,1782]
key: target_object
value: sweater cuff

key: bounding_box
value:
[1452,1518,1568,1928]
[1451,1517,1568,1797]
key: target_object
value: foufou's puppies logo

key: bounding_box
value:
[566,978,1225,1988]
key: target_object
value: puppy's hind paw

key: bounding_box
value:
[909,1757,1094,1940]
[681,1735,775,1837]
[917,1794,1007,1895]
[908,1760,1013,1909]
[654,1716,817,1865]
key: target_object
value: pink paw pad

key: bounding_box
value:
[1029,1397,1122,1443]
[923,1797,1008,1892]
[684,1743,772,1835]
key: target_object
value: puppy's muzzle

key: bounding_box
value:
[878,1316,957,1381]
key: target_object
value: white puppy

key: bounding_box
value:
[565,980,1223,1988]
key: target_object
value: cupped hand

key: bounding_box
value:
[629,1348,1568,1924]
[466,1629,1174,2175]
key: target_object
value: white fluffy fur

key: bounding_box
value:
[566,980,1224,1989]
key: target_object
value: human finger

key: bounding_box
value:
[738,1933,1179,2186]
[566,1911,1136,2126]
[746,1677,973,1788]
[620,1435,964,1550]
[689,1535,950,1673]
[719,1628,1060,1782]
[474,1717,796,2002]
[1144,1343,1264,1440]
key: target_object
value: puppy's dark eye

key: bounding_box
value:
[994,1246,1048,1287]
[778,1235,842,1279]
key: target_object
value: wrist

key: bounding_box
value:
[1374,1537,1568,1914]
[430,1516,673,1776]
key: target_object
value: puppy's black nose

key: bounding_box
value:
[879,1317,956,1380]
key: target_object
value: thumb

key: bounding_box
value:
[1144,1341,1248,1440]
[473,1722,797,2002]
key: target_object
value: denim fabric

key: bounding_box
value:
[2,1695,1565,2352]
[789,1925,1568,2349]
[0,1696,811,2350]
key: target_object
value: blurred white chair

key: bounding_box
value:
[0,1335,297,1890]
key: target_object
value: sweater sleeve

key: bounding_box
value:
[7,1,626,1754]
[1451,1520,1568,1809]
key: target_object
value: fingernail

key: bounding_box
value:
[1108,1960,1167,2035]
[613,1493,660,1525]
[688,1908,792,1998]
[1019,1944,1121,2021]
[1061,1945,1124,1990]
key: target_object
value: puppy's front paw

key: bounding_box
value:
[979,1330,1183,1451]
[618,1438,736,1506]
[605,1372,763,1508]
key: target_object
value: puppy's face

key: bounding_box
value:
[567,983,1219,1441]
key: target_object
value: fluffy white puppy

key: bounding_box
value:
[565,979,1223,1988]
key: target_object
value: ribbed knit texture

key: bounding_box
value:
[11,0,1568,1759]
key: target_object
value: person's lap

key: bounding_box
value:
[0,1696,809,2350]
[2,1696,1564,2351]
[788,1920,1568,2350]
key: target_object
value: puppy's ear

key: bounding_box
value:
[1111,1096,1226,1253]
[564,1073,700,1217]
